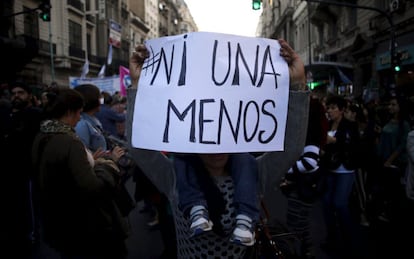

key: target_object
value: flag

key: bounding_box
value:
[98,64,106,78]
[336,67,352,84]
[119,65,130,96]
[107,44,113,65]
[80,58,89,79]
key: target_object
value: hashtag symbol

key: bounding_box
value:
[142,45,161,76]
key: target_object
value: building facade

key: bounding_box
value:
[257,0,414,98]
[0,0,197,88]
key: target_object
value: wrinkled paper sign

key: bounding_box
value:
[132,32,289,153]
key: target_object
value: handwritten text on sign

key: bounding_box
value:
[131,32,290,153]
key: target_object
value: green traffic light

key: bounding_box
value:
[40,13,50,21]
[307,81,321,90]
[38,1,51,22]
[252,0,261,10]
[394,65,401,72]
[307,82,322,90]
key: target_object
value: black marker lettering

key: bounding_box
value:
[259,100,277,143]
[243,101,260,142]
[163,99,196,143]
[212,40,231,86]
[199,99,216,144]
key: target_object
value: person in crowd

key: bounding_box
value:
[95,91,126,138]
[406,130,414,199]
[344,102,372,226]
[0,80,43,258]
[399,127,414,258]
[320,94,360,256]
[74,84,108,152]
[374,95,410,222]
[406,96,414,199]
[0,83,11,108]
[125,38,309,258]
[32,87,129,259]
[175,153,259,246]
[406,95,414,200]
[113,96,128,140]
[40,90,50,108]
[280,95,328,258]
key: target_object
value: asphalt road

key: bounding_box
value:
[35,176,409,259]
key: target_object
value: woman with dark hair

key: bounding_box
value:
[320,94,360,255]
[32,88,129,259]
[74,84,108,152]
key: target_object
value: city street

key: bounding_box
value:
[33,174,411,259]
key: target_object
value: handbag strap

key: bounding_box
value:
[258,199,285,259]
[260,198,271,222]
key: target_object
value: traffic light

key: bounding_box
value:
[252,0,261,10]
[307,81,322,90]
[392,51,402,72]
[39,0,51,22]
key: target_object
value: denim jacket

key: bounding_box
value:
[75,113,108,152]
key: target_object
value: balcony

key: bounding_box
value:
[309,4,336,26]
[86,14,95,24]
[131,16,150,33]
[69,46,85,59]
[0,35,39,81]
[88,54,102,65]
[38,38,56,56]
[67,0,84,11]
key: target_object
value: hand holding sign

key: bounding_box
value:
[278,39,306,91]
[129,44,149,89]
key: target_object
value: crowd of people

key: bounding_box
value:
[281,86,414,258]
[0,37,413,259]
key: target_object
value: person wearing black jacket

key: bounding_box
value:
[320,95,360,256]
[0,81,42,258]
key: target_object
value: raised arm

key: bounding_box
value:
[257,39,310,195]
[129,44,149,89]
[126,44,175,198]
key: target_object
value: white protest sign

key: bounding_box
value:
[132,32,290,153]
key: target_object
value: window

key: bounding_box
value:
[87,33,91,55]
[69,20,82,49]
[329,21,337,40]
[24,6,38,38]
[347,0,357,28]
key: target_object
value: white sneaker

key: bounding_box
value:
[230,214,255,246]
[189,205,213,237]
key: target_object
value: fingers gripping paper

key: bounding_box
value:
[132,32,290,153]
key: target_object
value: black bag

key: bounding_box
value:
[113,174,136,217]
[244,200,302,259]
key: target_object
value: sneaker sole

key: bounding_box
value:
[190,227,212,238]
[229,235,255,246]
[190,221,213,238]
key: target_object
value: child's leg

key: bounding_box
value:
[231,153,260,222]
[229,153,259,246]
[174,155,207,216]
[174,155,213,236]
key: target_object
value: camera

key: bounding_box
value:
[105,135,135,170]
